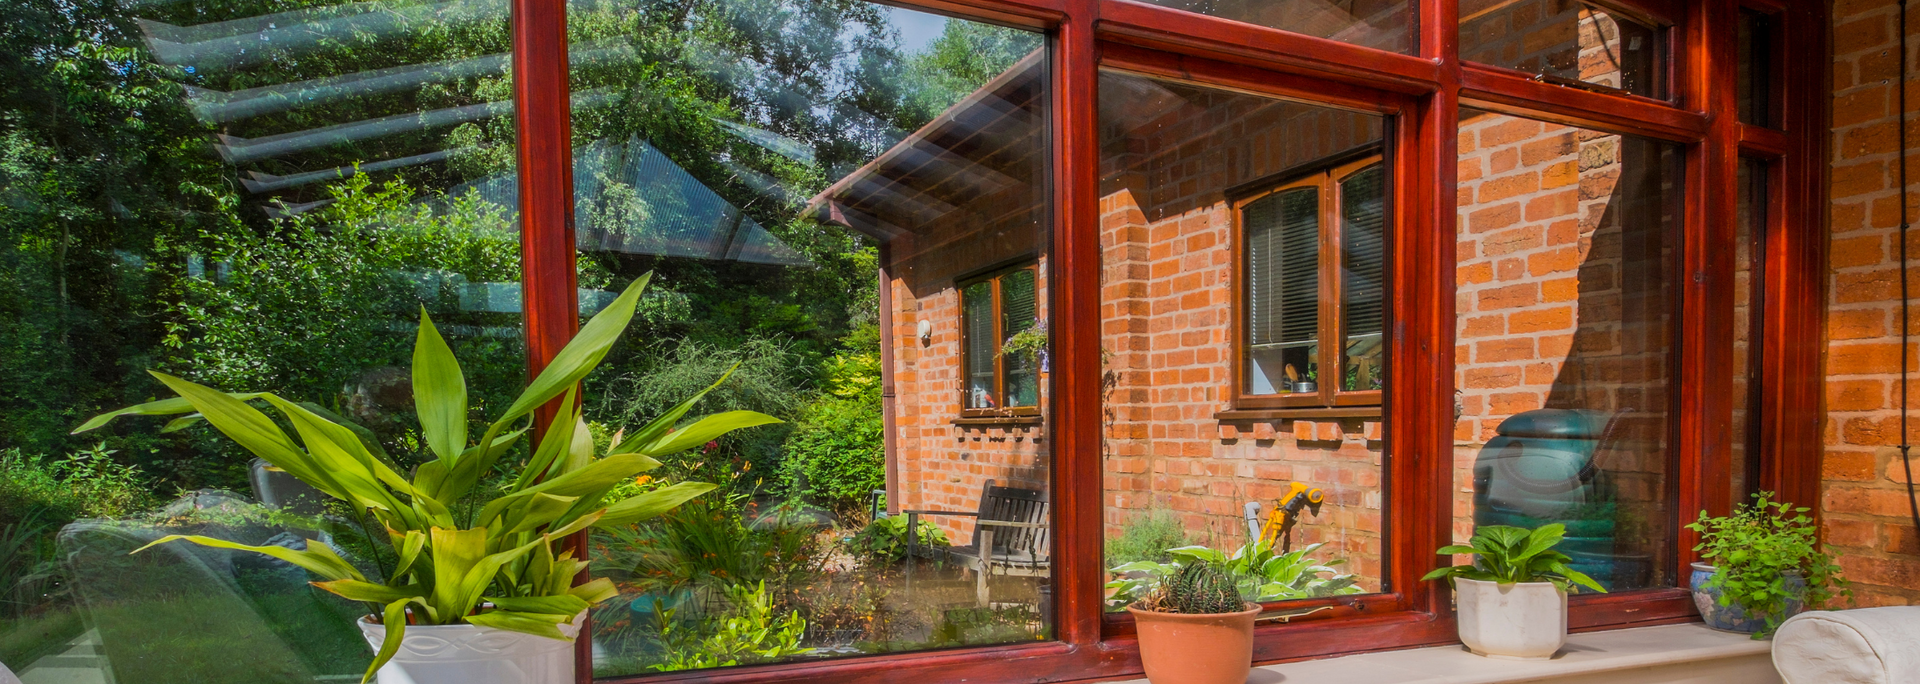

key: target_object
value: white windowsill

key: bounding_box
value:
[1113,622,1775,684]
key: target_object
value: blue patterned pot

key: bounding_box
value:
[1689,562,1804,634]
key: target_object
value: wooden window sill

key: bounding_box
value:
[1108,622,1768,684]
[953,415,1044,427]
[1215,407,1383,420]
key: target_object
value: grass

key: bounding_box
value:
[0,608,85,669]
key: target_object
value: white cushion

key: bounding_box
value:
[1773,607,1920,684]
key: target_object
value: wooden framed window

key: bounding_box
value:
[960,262,1042,417]
[1234,155,1387,409]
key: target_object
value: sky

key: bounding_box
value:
[885,5,948,55]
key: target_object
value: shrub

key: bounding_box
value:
[615,496,827,601]
[648,581,811,672]
[844,515,948,568]
[0,445,159,528]
[778,350,884,520]
[600,337,805,487]
[1104,510,1190,566]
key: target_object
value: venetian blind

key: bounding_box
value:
[1342,165,1386,340]
[1246,187,1321,347]
[962,281,997,407]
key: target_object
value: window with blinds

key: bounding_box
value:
[1341,164,1386,392]
[1238,155,1388,405]
[959,263,1042,414]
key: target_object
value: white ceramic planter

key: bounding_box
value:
[1455,578,1567,660]
[357,613,583,684]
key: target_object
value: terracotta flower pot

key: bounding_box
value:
[1127,603,1260,684]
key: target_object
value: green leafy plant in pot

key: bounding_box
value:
[1423,524,1605,660]
[74,275,780,684]
[1685,492,1848,638]
[1125,562,1260,684]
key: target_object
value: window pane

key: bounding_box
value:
[1461,1,1664,99]
[1124,0,1414,54]
[1100,71,1389,611]
[2,1,524,681]
[1341,165,1388,392]
[1738,9,1776,127]
[966,280,1001,409]
[1454,109,1681,591]
[570,3,1054,674]
[1247,187,1322,395]
[1733,158,1766,502]
[1001,269,1041,408]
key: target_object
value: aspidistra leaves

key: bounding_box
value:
[89,269,775,639]
[498,273,651,425]
[135,535,364,582]
[413,310,468,464]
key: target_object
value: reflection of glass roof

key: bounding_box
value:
[447,137,813,266]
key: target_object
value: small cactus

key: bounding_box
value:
[1139,562,1245,615]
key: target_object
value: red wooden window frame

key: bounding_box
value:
[958,262,1046,418]
[496,0,1831,681]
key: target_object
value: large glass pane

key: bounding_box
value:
[1734,158,1767,502]
[1125,0,1413,54]
[1461,0,1665,99]
[567,2,1053,674]
[1454,109,1681,591]
[1,1,524,682]
[1100,71,1389,612]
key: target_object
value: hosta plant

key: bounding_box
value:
[73,275,779,682]
[1105,539,1360,610]
[1421,524,1607,594]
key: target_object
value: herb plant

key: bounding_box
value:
[74,276,781,682]
[1685,492,1849,638]
[1421,524,1607,594]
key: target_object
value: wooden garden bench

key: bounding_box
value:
[904,479,1050,606]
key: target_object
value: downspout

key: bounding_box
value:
[1900,0,1920,537]
[878,243,902,516]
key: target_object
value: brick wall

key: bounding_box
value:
[1823,0,1920,607]
[885,177,1051,546]
[1452,108,1680,586]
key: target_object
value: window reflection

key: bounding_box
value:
[566,2,1054,674]
[1098,71,1389,610]
[3,0,528,682]
[1453,109,1681,591]
[1126,0,1414,54]
[1461,0,1664,98]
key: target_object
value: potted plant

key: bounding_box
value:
[73,275,779,684]
[1125,562,1260,684]
[1422,524,1605,660]
[1684,492,1848,638]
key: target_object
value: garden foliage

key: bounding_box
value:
[1686,492,1849,638]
